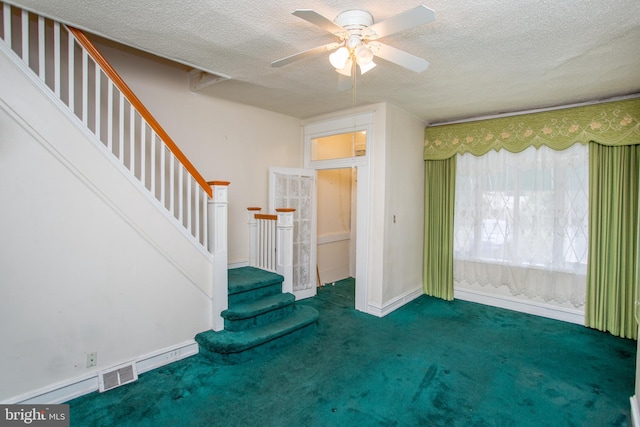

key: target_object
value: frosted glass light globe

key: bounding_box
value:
[329,47,350,69]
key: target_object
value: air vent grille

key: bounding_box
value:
[98,362,138,392]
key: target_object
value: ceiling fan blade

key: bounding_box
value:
[292,9,346,35]
[271,43,340,68]
[365,5,435,40]
[372,43,430,73]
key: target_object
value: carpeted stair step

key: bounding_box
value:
[196,304,319,364]
[228,266,284,306]
[223,292,296,332]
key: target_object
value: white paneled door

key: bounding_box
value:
[269,167,317,300]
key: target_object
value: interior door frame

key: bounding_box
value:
[302,112,373,313]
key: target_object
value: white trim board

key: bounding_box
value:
[455,288,585,325]
[2,341,199,405]
[631,396,640,427]
[367,285,424,318]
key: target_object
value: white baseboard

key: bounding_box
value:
[228,261,249,270]
[455,288,585,325]
[631,396,640,427]
[368,285,423,317]
[2,340,199,405]
[135,340,199,375]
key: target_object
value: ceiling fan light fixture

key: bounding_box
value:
[335,58,353,76]
[272,7,436,77]
[354,44,374,66]
[329,46,350,69]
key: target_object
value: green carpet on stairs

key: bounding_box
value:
[195,267,319,364]
[67,278,637,426]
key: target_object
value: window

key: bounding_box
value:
[310,131,366,161]
[454,144,588,308]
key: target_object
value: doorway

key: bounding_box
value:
[303,111,373,313]
[316,168,357,286]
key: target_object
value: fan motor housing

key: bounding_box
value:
[334,10,374,30]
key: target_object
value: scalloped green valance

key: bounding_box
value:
[424,98,640,160]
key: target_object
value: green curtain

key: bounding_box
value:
[423,156,456,300]
[422,98,640,338]
[586,142,640,339]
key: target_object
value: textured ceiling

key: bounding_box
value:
[7,0,640,123]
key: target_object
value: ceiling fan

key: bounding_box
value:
[271,6,436,76]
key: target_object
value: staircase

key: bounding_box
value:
[2,3,319,366]
[196,267,319,364]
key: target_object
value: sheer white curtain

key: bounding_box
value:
[453,144,588,309]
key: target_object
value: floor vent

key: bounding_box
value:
[98,362,138,392]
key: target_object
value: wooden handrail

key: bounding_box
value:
[68,27,212,198]
[255,214,278,221]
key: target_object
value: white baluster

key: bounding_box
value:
[268,220,275,270]
[20,10,28,65]
[94,65,101,139]
[186,175,192,234]
[150,131,156,197]
[169,154,175,216]
[141,124,146,186]
[202,188,208,249]
[247,208,260,267]
[3,4,12,48]
[160,145,166,207]
[81,50,88,125]
[178,166,184,224]
[129,108,135,174]
[107,80,114,151]
[54,22,60,97]
[118,94,124,163]
[68,35,74,113]
[38,16,45,80]
[195,186,200,243]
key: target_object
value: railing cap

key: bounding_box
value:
[255,214,278,220]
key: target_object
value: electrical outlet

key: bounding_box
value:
[86,352,97,368]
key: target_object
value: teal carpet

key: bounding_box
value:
[68,279,636,426]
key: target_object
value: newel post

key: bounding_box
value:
[276,208,296,294]
[247,207,262,268]
[208,181,230,332]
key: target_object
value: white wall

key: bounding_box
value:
[317,168,352,284]
[93,40,303,264]
[382,104,426,303]
[303,103,426,314]
[0,50,212,401]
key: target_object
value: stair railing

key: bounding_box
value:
[247,208,296,294]
[0,2,212,250]
[1,3,232,330]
